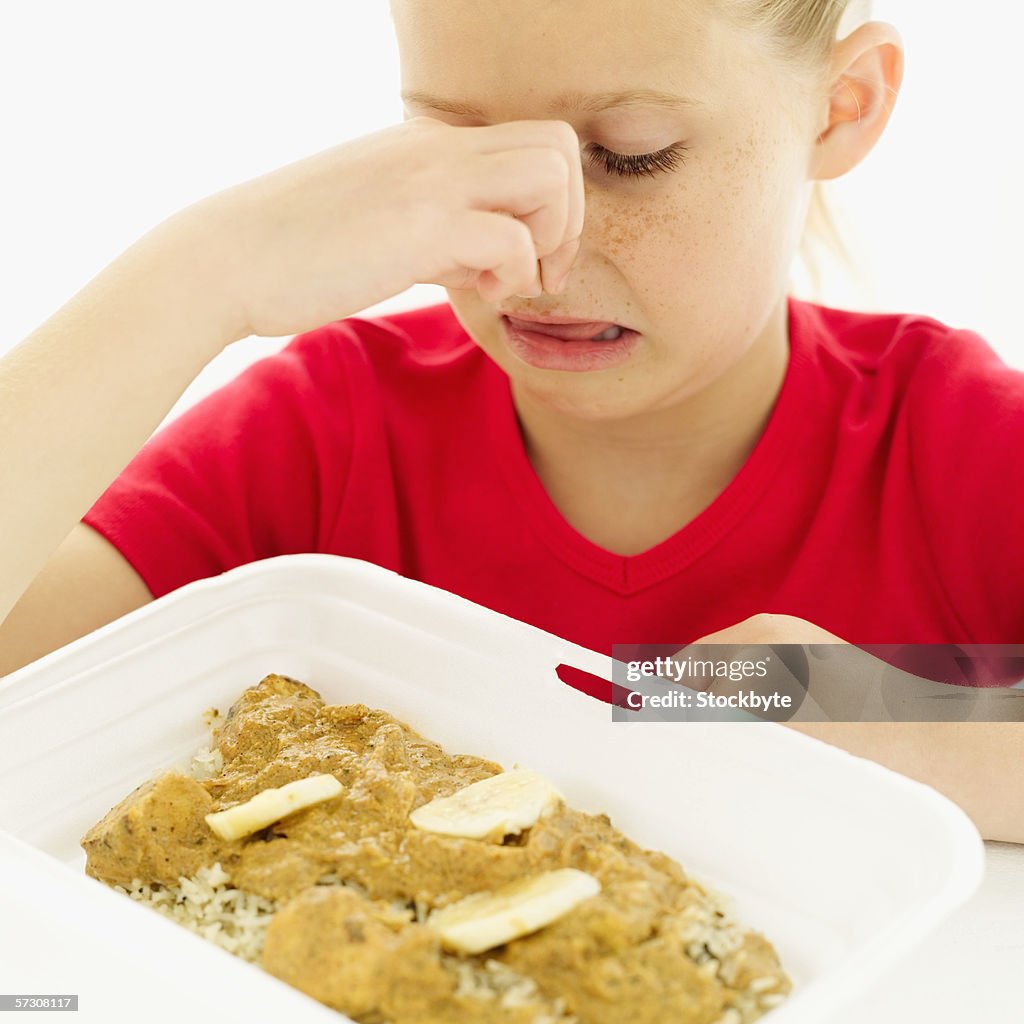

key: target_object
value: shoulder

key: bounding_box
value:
[794,296,1024,509]
[791,297,1024,432]
[793,298,1024,636]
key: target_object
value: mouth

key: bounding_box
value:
[501,314,633,342]
[498,314,641,372]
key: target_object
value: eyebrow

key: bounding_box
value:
[401,88,705,117]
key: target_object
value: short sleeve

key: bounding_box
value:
[82,325,354,599]
[906,325,1024,640]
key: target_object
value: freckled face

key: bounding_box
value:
[391,0,818,421]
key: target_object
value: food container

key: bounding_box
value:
[0,554,984,1024]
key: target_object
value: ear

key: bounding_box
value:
[809,21,905,181]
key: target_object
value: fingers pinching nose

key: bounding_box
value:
[541,238,580,294]
[514,262,543,299]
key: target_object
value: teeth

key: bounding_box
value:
[592,325,624,341]
[408,768,563,840]
[427,868,601,954]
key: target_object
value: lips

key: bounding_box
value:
[500,315,641,372]
[502,316,622,341]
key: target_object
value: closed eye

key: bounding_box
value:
[586,142,689,179]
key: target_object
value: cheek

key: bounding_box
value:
[589,187,693,267]
[591,132,800,275]
[585,186,705,319]
[713,132,807,272]
[584,182,743,336]
[588,171,755,285]
[636,140,801,316]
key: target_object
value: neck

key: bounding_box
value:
[508,297,791,555]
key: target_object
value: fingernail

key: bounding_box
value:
[552,269,572,294]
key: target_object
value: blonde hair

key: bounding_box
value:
[722,0,874,299]
[722,0,872,67]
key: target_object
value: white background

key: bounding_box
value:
[1,0,1021,426]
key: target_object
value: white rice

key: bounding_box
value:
[449,958,576,1021]
[114,862,275,963]
[188,745,224,781]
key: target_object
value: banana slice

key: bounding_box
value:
[428,868,600,954]
[409,769,563,840]
[204,773,342,841]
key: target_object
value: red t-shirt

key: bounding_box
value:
[83,296,1024,684]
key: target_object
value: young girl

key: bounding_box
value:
[1,1,1021,840]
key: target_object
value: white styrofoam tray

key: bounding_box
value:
[0,554,984,1023]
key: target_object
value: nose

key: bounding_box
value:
[539,172,612,293]
[542,174,635,293]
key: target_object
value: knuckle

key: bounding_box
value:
[535,147,570,187]
[549,119,581,151]
[499,214,535,249]
[481,215,530,271]
[737,613,778,643]
[491,209,524,237]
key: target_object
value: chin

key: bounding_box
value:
[512,365,656,422]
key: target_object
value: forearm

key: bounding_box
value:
[0,213,238,623]
[784,720,1024,843]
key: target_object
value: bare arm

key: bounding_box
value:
[0,117,584,658]
[785,720,1024,843]
[685,613,1024,843]
[0,218,234,624]
[0,523,154,677]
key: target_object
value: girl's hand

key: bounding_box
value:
[688,613,846,647]
[171,116,584,342]
[682,615,986,721]
[678,613,854,720]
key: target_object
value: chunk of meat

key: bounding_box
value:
[261,886,451,1020]
[232,837,328,902]
[215,674,323,765]
[81,773,235,886]
[262,886,569,1024]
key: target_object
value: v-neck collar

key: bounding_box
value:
[484,295,812,595]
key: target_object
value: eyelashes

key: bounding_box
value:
[586,142,689,179]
